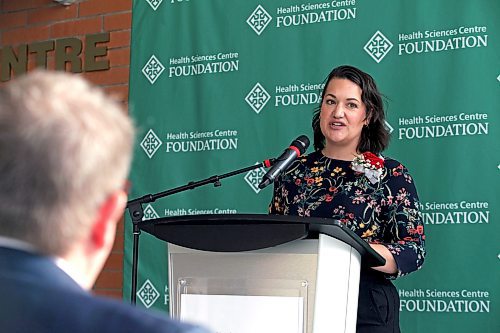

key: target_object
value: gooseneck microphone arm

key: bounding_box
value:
[127,158,275,304]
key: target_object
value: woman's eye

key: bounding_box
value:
[325,99,336,105]
[347,102,358,109]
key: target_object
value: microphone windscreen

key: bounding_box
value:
[291,135,310,155]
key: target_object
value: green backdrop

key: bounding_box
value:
[125,0,500,332]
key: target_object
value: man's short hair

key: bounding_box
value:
[0,70,135,256]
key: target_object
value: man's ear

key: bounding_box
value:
[90,190,127,249]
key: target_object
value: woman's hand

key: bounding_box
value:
[369,243,398,274]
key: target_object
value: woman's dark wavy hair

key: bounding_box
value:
[312,65,389,155]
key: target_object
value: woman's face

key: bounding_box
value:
[319,78,368,154]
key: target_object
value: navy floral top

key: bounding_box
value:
[269,150,426,279]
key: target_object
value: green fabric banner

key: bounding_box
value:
[126,1,499,332]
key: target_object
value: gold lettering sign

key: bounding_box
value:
[0,32,110,82]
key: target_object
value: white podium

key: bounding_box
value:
[139,214,385,333]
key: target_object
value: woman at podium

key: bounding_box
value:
[269,65,426,333]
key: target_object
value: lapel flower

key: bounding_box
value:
[351,152,384,184]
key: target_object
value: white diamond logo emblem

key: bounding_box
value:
[137,279,160,308]
[146,0,163,11]
[140,129,162,159]
[247,5,272,36]
[364,31,393,63]
[245,83,270,114]
[142,55,165,84]
[143,204,160,221]
[244,163,267,194]
[384,121,394,134]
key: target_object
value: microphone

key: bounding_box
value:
[258,135,310,189]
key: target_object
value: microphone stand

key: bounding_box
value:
[127,159,274,304]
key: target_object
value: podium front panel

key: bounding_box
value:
[168,237,362,333]
[169,239,318,333]
[178,278,307,333]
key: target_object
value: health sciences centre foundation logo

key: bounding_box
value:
[142,204,160,220]
[139,129,265,193]
[142,51,239,82]
[165,207,238,217]
[396,112,489,141]
[140,129,239,156]
[247,5,272,35]
[145,0,163,11]
[419,200,490,226]
[364,31,393,63]
[245,83,271,114]
[145,0,190,11]
[140,129,162,159]
[244,163,267,194]
[398,288,491,314]
[137,279,160,308]
[142,55,165,84]
[245,81,325,114]
[364,24,489,63]
[247,1,358,36]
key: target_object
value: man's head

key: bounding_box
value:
[0,71,134,267]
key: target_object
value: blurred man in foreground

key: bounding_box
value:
[0,71,209,333]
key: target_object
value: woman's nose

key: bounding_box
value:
[333,105,344,118]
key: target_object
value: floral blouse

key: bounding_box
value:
[269,150,426,279]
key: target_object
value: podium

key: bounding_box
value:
[139,214,385,333]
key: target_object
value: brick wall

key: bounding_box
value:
[0,0,132,299]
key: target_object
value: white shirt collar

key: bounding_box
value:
[53,256,87,289]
